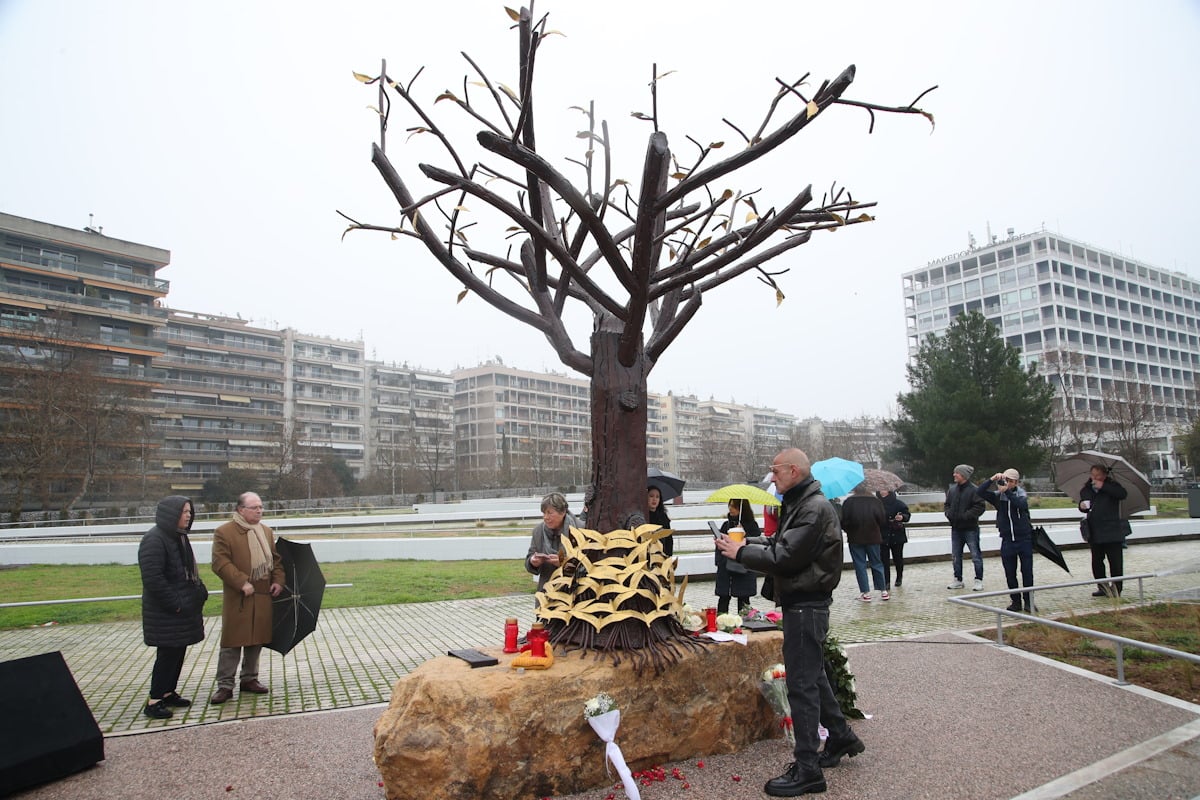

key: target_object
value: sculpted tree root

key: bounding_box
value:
[536,524,707,675]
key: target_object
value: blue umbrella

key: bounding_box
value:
[811,457,865,498]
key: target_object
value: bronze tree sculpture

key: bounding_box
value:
[342,7,933,665]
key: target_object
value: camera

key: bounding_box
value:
[997,478,1008,487]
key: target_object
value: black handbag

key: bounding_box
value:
[1080,517,1091,542]
[760,575,775,602]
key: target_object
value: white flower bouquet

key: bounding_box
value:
[676,603,705,632]
[715,612,742,633]
[584,692,640,800]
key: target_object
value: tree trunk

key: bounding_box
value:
[588,319,649,533]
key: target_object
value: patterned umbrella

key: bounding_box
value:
[861,469,906,493]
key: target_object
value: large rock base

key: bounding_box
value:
[374,632,785,800]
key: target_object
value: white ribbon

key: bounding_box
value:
[586,709,640,800]
[700,631,748,645]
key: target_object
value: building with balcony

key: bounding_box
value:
[902,229,1199,479]
[153,311,286,493]
[284,330,367,477]
[0,212,170,505]
[367,362,455,496]
[453,362,592,489]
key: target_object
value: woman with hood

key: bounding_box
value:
[137,495,209,719]
[977,469,1035,613]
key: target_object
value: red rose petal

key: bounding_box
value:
[732,774,742,782]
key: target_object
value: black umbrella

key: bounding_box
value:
[268,537,326,656]
[647,467,686,502]
[1032,526,1070,574]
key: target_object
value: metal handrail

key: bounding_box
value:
[0,584,354,609]
[948,573,1200,684]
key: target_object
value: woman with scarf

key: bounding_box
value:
[648,485,673,556]
[210,492,284,704]
[138,495,209,719]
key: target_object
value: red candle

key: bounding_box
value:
[503,617,519,653]
[705,607,717,632]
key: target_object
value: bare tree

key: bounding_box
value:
[0,316,153,514]
[1102,376,1159,470]
[1039,348,1102,453]
[341,7,934,530]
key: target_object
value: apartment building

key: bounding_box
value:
[368,363,455,495]
[0,213,170,504]
[284,330,367,477]
[154,311,286,493]
[453,362,592,489]
[902,229,1199,478]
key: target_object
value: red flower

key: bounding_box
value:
[732,774,742,782]
[696,760,705,769]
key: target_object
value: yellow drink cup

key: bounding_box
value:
[727,527,745,543]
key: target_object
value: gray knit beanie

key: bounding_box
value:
[953,464,975,481]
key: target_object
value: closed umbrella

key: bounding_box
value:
[1032,526,1070,574]
[810,458,865,499]
[268,538,327,656]
[647,467,686,502]
[1054,450,1151,518]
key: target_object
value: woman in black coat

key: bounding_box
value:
[648,486,673,556]
[878,489,911,590]
[715,501,760,614]
[137,495,209,719]
[1079,465,1129,597]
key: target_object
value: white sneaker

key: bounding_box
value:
[947,580,964,590]
[973,579,984,591]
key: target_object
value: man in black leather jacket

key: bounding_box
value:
[717,448,863,797]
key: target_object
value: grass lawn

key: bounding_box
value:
[0,559,535,629]
[979,602,1200,704]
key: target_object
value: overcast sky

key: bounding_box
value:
[2,1,1198,420]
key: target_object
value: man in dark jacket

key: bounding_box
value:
[138,495,208,719]
[944,464,986,591]
[716,448,862,797]
[1079,465,1129,596]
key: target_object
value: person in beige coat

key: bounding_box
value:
[209,492,284,704]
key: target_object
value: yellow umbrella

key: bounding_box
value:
[705,484,782,507]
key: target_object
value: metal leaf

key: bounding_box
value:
[504,6,520,20]
[806,100,819,119]
[435,91,460,104]
[352,71,375,84]
[457,288,469,304]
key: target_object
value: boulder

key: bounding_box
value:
[374,632,785,800]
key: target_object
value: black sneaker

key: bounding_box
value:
[818,732,865,768]
[143,700,172,720]
[1005,603,1021,612]
[161,692,192,707]
[764,762,826,797]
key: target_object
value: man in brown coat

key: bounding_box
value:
[209,492,284,704]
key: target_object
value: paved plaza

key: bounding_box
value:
[2,539,1199,736]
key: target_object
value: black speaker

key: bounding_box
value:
[0,651,104,797]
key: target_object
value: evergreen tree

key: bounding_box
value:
[888,312,1055,487]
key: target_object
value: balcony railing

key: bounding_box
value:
[0,282,167,321]
[0,245,170,293]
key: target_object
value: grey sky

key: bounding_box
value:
[2,1,1197,420]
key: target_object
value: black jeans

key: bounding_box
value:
[149,645,187,699]
[1000,538,1034,609]
[782,600,851,771]
[881,541,905,587]
[1091,542,1124,594]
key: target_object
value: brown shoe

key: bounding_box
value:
[240,679,269,694]
[209,687,233,705]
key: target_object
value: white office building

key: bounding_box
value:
[902,229,1198,480]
